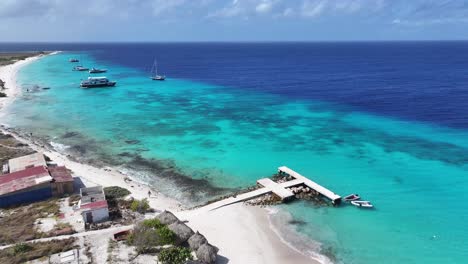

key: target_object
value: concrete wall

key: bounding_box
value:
[51,181,74,197]
[0,183,52,207]
[82,207,109,223]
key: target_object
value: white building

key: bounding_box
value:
[79,186,109,223]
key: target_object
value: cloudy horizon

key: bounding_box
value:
[1,0,468,42]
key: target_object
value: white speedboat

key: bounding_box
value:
[343,194,360,202]
[351,200,374,208]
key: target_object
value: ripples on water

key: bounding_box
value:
[2,43,468,264]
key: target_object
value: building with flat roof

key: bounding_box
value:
[79,186,109,223]
[8,152,47,173]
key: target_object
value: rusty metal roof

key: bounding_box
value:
[49,166,74,183]
[80,200,108,210]
[0,166,52,196]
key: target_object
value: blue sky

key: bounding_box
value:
[1,0,468,41]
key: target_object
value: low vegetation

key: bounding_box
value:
[0,199,60,245]
[158,246,193,264]
[128,218,176,254]
[130,198,150,213]
[0,92,6,97]
[0,52,44,66]
[68,194,81,206]
[0,132,34,165]
[0,238,76,264]
[104,186,131,200]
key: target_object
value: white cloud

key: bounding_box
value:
[256,1,273,14]
[208,0,283,18]
[391,17,468,27]
[300,0,388,18]
[151,0,186,16]
[301,0,327,17]
[0,0,53,18]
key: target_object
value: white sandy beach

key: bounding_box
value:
[0,55,322,264]
[0,54,45,115]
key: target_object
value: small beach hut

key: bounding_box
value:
[188,232,208,251]
[156,210,179,225]
[196,243,218,264]
[168,221,194,245]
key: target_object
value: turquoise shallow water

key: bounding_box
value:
[4,52,468,264]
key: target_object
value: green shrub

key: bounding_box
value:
[130,225,161,254]
[0,92,6,98]
[158,247,193,264]
[156,226,176,245]
[104,186,131,200]
[130,198,150,213]
[13,243,32,255]
[142,218,164,229]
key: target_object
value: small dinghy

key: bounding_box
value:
[343,194,360,202]
[351,200,374,208]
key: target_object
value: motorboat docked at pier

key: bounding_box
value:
[89,68,107,74]
[73,65,89,71]
[343,194,360,202]
[351,200,374,208]
[80,77,116,88]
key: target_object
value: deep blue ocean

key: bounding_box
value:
[1,42,468,264]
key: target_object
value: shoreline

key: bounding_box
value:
[0,53,48,116]
[0,53,324,264]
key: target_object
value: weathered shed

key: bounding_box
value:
[49,166,74,196]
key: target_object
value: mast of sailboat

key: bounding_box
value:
[151,58,159,77]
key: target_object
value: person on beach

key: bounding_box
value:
[148,190,151,198]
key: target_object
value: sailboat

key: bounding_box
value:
[150,59,166,81]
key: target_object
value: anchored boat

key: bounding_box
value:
[80,77,116,88]
[89,68,107,74]
[150,59,166,81]
[351,200,374,208]
[73,65,89,71]
[343,193,360,202]
[69,58,79,62]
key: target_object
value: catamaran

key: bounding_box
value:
[150,59,165,81]
[80,77,116,88]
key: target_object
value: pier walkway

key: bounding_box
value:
[200,166,341,212]
[278,166,341,204]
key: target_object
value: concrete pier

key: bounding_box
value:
[202,166,342,211]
